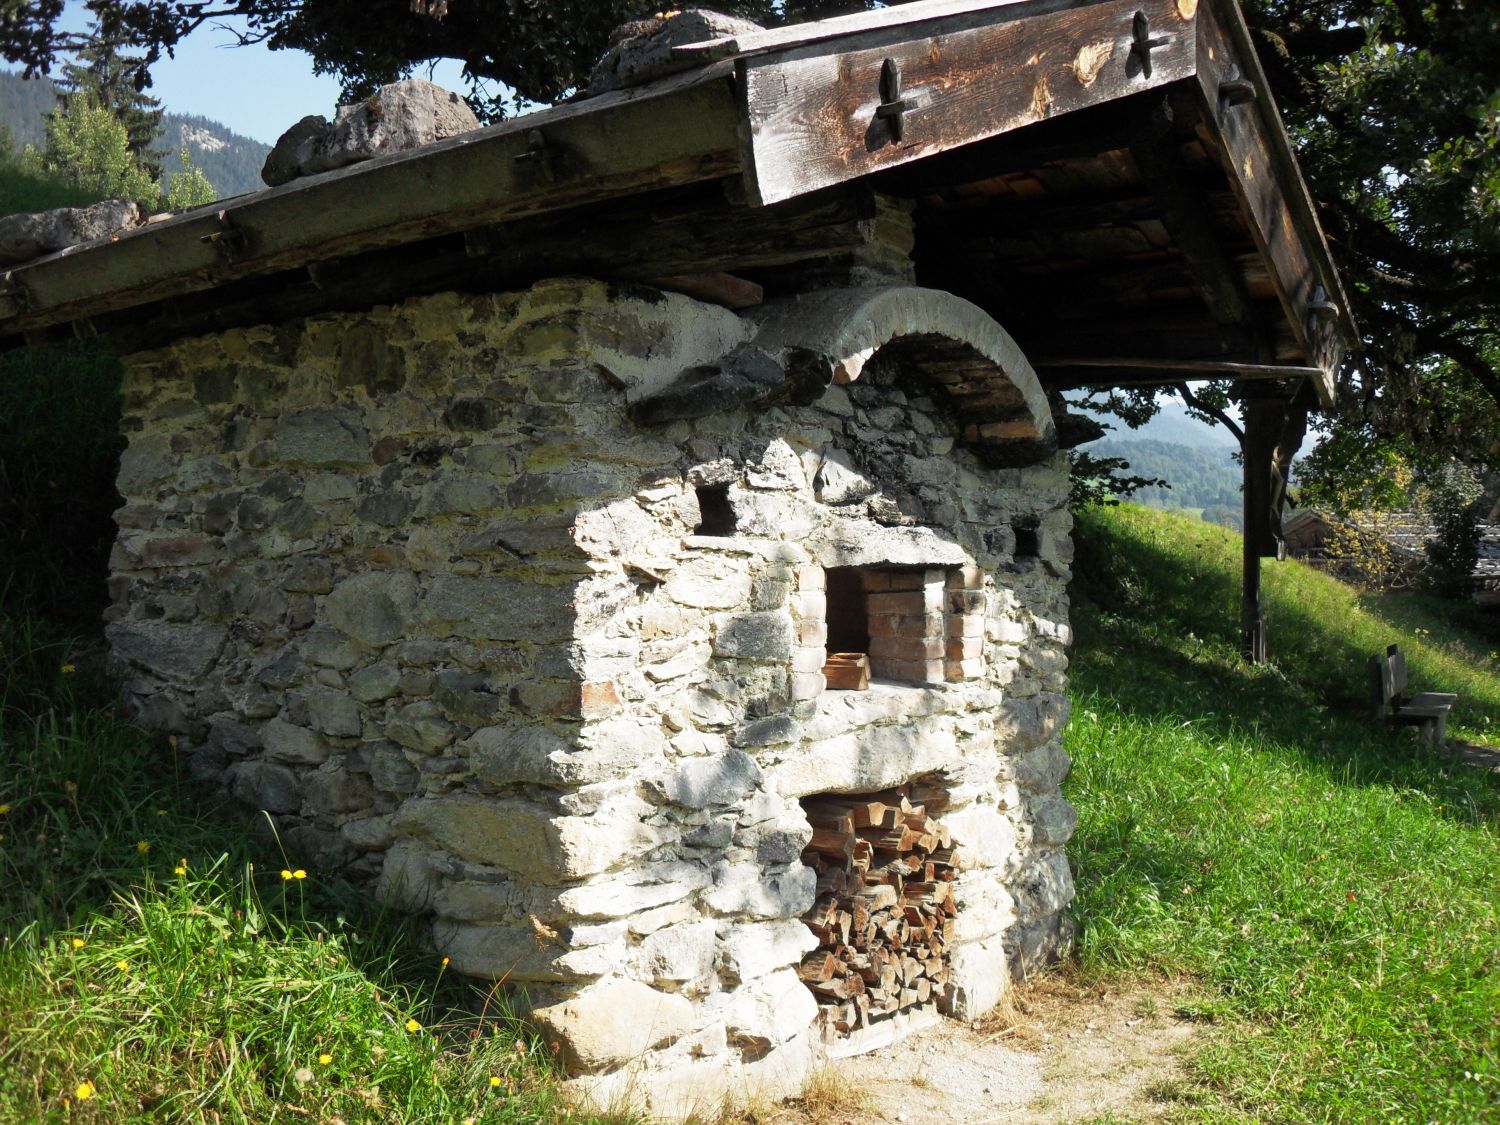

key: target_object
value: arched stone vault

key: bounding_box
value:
[629,286,1058,467]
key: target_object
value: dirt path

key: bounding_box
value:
[744,975,1211,1125]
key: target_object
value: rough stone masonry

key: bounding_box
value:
[106,275,1077,1114]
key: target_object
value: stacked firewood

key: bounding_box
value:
[796,784,957,1034]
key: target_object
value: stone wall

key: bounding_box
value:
[107,277,1076,1114]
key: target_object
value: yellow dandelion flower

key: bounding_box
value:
[0,804,10,814]
[294,869,307,880]
[404,1018,422,1033]
[61,663,76,675]
[136,840,150,854]
[318,1053,333,1066]
[441,956,450,968]
[71,937,85,950]
[75,1080,96,1101]
[173,859,188,876]
[489,1075,502,1088]
[115,960,129,972]
[280,869,294,881]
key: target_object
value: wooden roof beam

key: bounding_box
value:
[1036,357,1323,390]
[1189,0,1354,403]
[0,65,742,338]
[70,185,892,353]
[1125,95,1257,330]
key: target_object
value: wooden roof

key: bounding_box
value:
[0,0,1352,406]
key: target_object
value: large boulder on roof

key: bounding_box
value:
[0,198,143,265]
[588,9,764,94]
[261,78,480,187]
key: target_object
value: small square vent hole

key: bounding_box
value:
[694,485,736,536]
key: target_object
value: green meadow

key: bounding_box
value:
[1067,504,1499,1122]
[0,499,1494,1122]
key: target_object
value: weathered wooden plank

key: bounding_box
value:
[36,183,889,351]
[1037,357,1322,390]
[674,0,1041,61]
[1191,0,1350,403]
[741,0,1199,205]
[0,67,742,335]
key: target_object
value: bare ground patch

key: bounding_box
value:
[732,973,1212,1124]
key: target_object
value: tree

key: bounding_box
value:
[56,24,165,177]
[1422,462,1484,599]
[162,146,216,209]
[18,94,213,212]
[21,92,159,204]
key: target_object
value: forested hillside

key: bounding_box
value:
[0,69,55,152]
[1090,436,1244,530]
[158,112,270,199]
[0,70,268,198]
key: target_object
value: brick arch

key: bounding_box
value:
[750,286,1057,467]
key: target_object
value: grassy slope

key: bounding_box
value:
[1,503,1496,1122]
[0,621,586,1124]
[1067,505,1500,1122]
[0,161,98,214]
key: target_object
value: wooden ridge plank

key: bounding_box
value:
[740,0,1198,205]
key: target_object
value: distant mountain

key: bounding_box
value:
[158,112,270,198]
[0,70,270,199]
[1087,398,1240,450]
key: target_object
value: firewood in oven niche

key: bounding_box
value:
[796,783,958,1034]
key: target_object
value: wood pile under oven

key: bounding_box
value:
[796,783,957,1035]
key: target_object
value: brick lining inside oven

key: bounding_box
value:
[822,565,985,687]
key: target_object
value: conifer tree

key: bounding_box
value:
[56,25,165,179]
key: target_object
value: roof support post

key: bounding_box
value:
[1239,391,1309,662]
[1240,398,1277,662]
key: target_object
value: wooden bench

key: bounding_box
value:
[1369,644,1458,746]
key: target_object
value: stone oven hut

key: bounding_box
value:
[0,0,1351,1113]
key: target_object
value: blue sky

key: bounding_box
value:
[58,2,467,144]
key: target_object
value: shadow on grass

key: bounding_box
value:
[1069,507,1500,827]
[0,614,474,1015]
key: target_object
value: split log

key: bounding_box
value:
[797,781,959,1036]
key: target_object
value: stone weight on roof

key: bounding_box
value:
[260,78,481,187]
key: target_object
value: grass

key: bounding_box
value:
[0,616,592,1124]
[0,161,99,215]
[1067,504,1500,1123]
[2,497,1497,1121]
